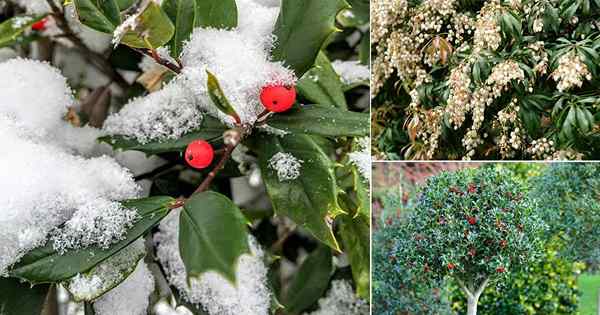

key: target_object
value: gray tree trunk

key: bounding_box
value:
[467,295,478,315]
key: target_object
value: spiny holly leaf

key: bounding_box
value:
[193,0,238,29]
[206,70,240,121]
[272,0,350,77]
[9,196,175,284]
[0,277,49,315]
[250,133,342,251]
[267,104,369,137]
[338,0,369,27]
[119,2,175,49]
[74,0,121,33]
[98,115,226,155]
[337,213,370,299]
[162,0,196,58]
[179,191,250,284]
[0,15,46,48]
[282,246,333,314]
[297,51,348,109]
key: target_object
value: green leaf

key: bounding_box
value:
[115,0,136,11]
[119,2,175,49]
[64,241,146,301]
[98,116,226,155]
[251,133,342,250]
[267,104,369,137]
[337,0,369,27]
[162,0,196,58]
[0,15,46,48]
[282,246,333,314]
[337,213,370,299]
[297,51,348,109]
[193,0,238,29]
[0,278,49,315]
[9,196,175,284]
[74,0,121,33]
[358,31,369,65]
[179,191,250,284]
[272,0,350,77]
[206,70,240,121]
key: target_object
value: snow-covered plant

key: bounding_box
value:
[372,0,600,160]
[0,0,370,314]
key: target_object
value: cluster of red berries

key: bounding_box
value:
[184,84,296,169]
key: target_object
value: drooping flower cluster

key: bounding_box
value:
[551,51,592,92]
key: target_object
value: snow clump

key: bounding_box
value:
[306,280,369,315]
[331,60,370,85]
[268,152,303,181]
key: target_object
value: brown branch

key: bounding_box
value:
[46,0,129,89]
[193,144,237,195]
[134,48,182,74]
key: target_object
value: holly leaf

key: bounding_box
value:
[0,277,49,315]
[272,0,350,77]
[267,104,369,137]
[193,0,238,28]
[179,191,250,284]
[282,246,333,314]
[0,15,46,48]
[74,0,121,33]
[98,115,226,155]
[297,51,348,109]
[337,213,370,299]
[206,70,240,121]
[9,197,175,284]
[118,2,175,49]
[162,0,196,58]
[250,133,342,251]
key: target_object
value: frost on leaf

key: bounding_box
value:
[0,59,140,275]
[93,260,155,315]
[306,280,369,315]
[154,210,271,315]
[66,239,146,301]
[331,60,370,85]
[348,137,371,182]
[268,152,303,182]
[103,83,203,144]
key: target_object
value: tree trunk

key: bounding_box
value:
[467,295,479,315]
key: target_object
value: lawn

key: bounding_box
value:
[579,274,600,315]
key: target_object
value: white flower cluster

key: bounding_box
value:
[495,99,523,158]
[527,137,555,159]
[551,51,592,92]
[154,210,271,315]
[268,152,304,182]
[473,1,503,52]
[0,59,140,275]
[306,280,369,315]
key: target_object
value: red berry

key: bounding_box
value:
[185,140,214,169]
[31,18,48,31]
[496,266,505,273]
[447,263,455,270]
[467,183,477,193]
[260,85,296,112]
[467,216,477,225]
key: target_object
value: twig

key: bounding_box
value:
[193,144,237,195]
[134,47,182,74]
[46,0,129,89]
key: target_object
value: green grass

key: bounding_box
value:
[579,274,600,315]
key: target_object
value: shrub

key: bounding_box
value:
[371,0,600,160]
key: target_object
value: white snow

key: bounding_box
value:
[11,0,53,14]
[154,210,271,315]
[103,83,203,144]
[331,60,370,85]
[268,152,303,181]
[306,280,369,315]
[348,137,370,182]
[93,260,155,315]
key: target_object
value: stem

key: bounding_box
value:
[134,48,182,74]
[46,1,129,89]
[192,144,237,195]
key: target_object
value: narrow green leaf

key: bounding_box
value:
[337,213,370,299]
[74,0,121,33]
[358,32,369,65]
[115,0,136,11]
[119,2,175,49]
[267,104,369,137]
[98,116,226,155]
[297,51,348,109]
[193,0,238,29]
[206,70,240,121]
[0,15,46,48]
[179,191,250,284]
[272,0,350,77]
[162,0,196,58]
[282,246,333,314]
[0,278,49,315]
[9,197,175,284]
[250,133,342,250]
